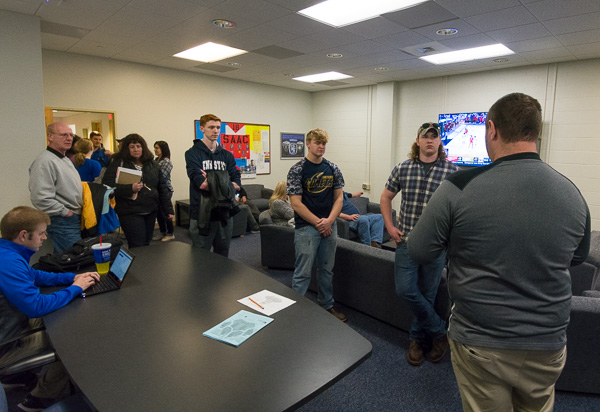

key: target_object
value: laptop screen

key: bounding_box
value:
[110,248,134,282]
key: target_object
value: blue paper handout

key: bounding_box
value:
[203,310,274,347]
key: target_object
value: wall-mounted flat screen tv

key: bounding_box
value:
[438,111,491,167]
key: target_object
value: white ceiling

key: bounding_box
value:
[2,0,600,92]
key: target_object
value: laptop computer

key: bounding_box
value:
[81,247,135,298]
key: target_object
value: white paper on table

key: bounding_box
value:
[238,289,296,316]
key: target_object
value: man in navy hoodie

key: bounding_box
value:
[185,114,241,257]
[0,206,99,411]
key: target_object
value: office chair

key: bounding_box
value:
[0,326,56,379]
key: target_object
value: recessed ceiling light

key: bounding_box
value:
[327,53,343,58]
[212,19,235,28]
[293,71,352,83]
[493,58,509,63]
[374,67,389,71]
[227,62,241,67]
[283,73,295,77]
[436,28,458,36]
[298,0,429,28]
[174,42,247,63]
[420,44,514,65]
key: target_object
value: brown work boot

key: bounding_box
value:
[407,340,424,366]
[370,241,382,248]
[428,334,449,363]
[327,308,347,322]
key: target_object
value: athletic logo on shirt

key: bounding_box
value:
[305,172,333,194]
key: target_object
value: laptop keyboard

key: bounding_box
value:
[88,275,116,293]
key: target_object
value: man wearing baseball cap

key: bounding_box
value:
[380,122,459,366]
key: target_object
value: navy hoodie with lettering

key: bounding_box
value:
[185,139,241,220]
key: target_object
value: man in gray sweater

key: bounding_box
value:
[29,122,83,252]
[407,93,590,411]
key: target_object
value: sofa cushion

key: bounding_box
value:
[349,197,369,215]
[243,184,264,200]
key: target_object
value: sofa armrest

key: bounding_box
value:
[556,295,600,394]
[582,290,600,298]
[259,224,295,269]
[336,217,351,239]
[569,261,596,296]
[261,187,274,199]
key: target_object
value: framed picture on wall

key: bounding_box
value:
[194,120,271,177]
[280,132,305,159]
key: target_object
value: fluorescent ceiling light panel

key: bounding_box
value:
[420,44,514,65]
[298,0,429,27]
[293,71,352,83]
[174,42,247,63]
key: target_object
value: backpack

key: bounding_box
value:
[33,234,123,272]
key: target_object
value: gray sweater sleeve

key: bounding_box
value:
[407,180,455,263]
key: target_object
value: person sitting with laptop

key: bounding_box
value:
[0,206,99,411]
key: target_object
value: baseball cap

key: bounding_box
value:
[418,122,440,137]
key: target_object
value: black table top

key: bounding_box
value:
[44,242,372,411]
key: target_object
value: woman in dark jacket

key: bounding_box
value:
[103,134,174,248]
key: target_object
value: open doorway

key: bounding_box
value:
[45,107,117,152]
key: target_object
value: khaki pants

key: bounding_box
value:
[449,338,566,412]
[0,319,70,399]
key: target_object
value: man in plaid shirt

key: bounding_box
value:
[380,122,459,366]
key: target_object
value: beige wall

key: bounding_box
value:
[312,61,600,230]
[0,11,45,216]
[42,50,313,205]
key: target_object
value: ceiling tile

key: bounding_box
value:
[486,23,552,43]
[220,25,297,50]
[438,33,497,50]
[126,0,209,20]
[41,32,79,51]
[434,0,522,18]
[342,16,407,39]
[382,1,458,29]
[465,6,538,32]
[214,0,292,25]
[413,19,481,41]
[279,27,366,54]
[524,0,600,21]
[374,30,436,49]
[0,0,42,15]
[557,29,600,46]
[543,12,600,35]
[506,36,564,53]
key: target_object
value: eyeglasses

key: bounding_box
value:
[51,132,74,138]
[421,122,439,129]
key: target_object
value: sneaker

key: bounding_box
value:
[327,308,347,322]
[428,334,449,363]
[18,394,56,412]
[152,233,166,241]
[161,234,175,242]
[1,372,37,390]
[407,340,424,366]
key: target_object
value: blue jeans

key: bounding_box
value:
[293,225,337,310]
[349,214,384,245]
[190,218,233,257]
[47,214,81,253]
[395,242,447,342]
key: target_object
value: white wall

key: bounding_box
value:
[313,60,600,230]
[42,50,313,203]
[0,11,45,216]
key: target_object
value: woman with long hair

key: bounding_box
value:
[102,134,174,248]
[269,181,294,227]
[73,138,102,182]
[153,140,174,241]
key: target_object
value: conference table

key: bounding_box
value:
[43,242,372,411]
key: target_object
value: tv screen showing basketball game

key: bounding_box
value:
[438,111,491,167]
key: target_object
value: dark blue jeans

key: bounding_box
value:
[395,242,447,342]
[47,214,81,253]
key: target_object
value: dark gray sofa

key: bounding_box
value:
[259,211,449,332]
[556,230,600,395]
[242,184,273,215]
[336,196,396,243]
